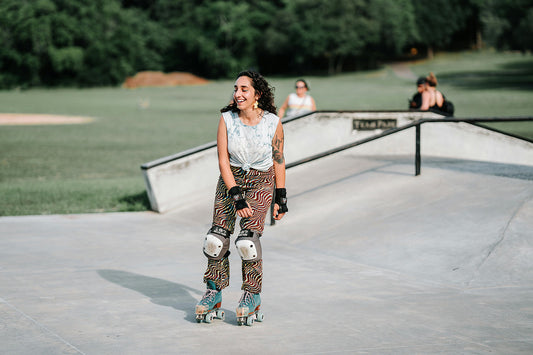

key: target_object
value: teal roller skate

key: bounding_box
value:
[195,281,224,323]
[236,291,264,326]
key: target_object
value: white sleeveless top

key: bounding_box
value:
[285,93,313,117]
[223,110,280,172]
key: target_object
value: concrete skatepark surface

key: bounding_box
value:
[1,153,533,354]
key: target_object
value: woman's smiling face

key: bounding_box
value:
[234,76,258,110]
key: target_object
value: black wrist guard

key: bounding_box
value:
[229,186,248,211]
[274,188,288,213]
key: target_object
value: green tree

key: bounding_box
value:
[72,0,167,86]
[0,0,167,88]
[279,0,380,74]
[155,0,280,78]
[369,0,419,54]
[515,7,533,51]
[411,0,472,57]
[0,0,55,87]
[265,0,417,75]
[477,0,533,51]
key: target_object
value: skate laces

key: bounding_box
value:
[239,291,254,306]
[200,289,218,304]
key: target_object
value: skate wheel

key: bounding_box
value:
[237,317,245,326]
[216,309,225,320]
[205,312,214,323]
[255,311,264,322]
[246,316,254,326]
[195,315,203,323]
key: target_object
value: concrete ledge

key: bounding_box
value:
[422,122,533,166]
[142,146,218,212]
[348,121,533,167]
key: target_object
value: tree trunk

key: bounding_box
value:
[335,56,345,74]
[328,56,335,76]
[427,46,434,59]
[475,28,483,50]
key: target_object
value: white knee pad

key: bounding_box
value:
[235,230,262,262]
[203,226,230,260]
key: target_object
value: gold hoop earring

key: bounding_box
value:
[253,101,259,109]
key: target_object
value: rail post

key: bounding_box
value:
[415,123,421,176]
[270,202,276,226]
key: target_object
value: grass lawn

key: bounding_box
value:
[1,50,532,216]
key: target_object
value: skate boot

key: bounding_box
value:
[195,281,224,323]
[236,291,264,326]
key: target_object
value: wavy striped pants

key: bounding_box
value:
[203,166,274,293]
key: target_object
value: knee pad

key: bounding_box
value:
[235,229,262,262]
[203,226,230,260]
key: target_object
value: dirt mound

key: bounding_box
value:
[123,71,209,88]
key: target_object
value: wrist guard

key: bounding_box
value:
[229,186,248,211]
[274,188,288,213]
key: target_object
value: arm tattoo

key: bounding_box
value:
[272,134,285,164]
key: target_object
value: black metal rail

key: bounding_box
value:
[141,110,433,170]
[286,116,533,173]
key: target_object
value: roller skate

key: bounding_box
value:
[236,291,263,326]
[195,281,225,323]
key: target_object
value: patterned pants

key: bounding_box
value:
[203,166,274,293]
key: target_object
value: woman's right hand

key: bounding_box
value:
[236,202,254,218]
[229,186,254,218]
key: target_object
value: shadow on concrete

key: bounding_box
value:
[118,191,151,212]
[438,59,533,91]
[361,156,533,181]
[421,157,533,181]
[98,269,201,323]
[291,161,400,199]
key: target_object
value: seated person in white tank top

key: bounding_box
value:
[278,79,316,118]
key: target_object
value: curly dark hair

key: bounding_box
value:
[221,70,277,115]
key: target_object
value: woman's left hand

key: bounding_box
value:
[273,204,286,220]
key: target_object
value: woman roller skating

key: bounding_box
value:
[196,70,288,326]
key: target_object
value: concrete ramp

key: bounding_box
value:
[282,153,533,288]
[1,151,532,354]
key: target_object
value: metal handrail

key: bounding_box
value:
[286,117,533,172]
[140,109,435,170]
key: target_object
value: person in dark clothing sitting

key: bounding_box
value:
[409,77,427,109]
